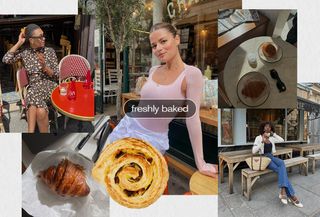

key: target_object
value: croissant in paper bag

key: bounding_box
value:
[38,159,90,197]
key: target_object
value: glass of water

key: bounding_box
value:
[59,83,68,96]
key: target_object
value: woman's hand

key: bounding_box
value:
[196,160,218,178]
[37,52,53,77]
[36,52,46,70]
[8,32,25,53]
[17,32,26,46]
[262,132,270,144]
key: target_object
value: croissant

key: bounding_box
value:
[241,80,266,99]
[38,159,90,197]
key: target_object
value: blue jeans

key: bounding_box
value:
[265,153,295,197]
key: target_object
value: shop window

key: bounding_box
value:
[177,24,195,66]
[246,109,285,142]
[194,22,216,71]
[128,32,152,91]
[130,33,152,71]
[221,109,233,145]
[286,109,300,141]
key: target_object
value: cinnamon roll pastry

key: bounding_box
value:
[92,137,169,208]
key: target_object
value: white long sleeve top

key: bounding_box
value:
[252,133,284,154]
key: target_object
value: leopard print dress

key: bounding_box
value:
[2,47,59,112]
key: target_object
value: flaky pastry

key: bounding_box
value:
[38,159,90,197]
[92,137,169,208]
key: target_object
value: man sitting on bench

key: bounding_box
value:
[253,121,303,208]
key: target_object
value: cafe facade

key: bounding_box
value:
[219,83,320,147]
[94,0,242,107]
[297,83,320,143]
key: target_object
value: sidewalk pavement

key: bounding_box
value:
[219,161,320,217]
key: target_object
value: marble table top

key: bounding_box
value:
[223,36,297,108]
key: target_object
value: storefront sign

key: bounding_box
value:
[167,0,206,19]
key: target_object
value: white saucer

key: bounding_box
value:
[258,42,283,63]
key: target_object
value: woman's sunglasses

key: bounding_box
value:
[31,35,45,40]
[270,69,286,92]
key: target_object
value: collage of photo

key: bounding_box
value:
[0,1,320,217]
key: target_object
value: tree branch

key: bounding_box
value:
[105,0,116,44]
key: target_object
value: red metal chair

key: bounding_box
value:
[16,68,58,132]
[16,68,29,119]
[58,54,91,83]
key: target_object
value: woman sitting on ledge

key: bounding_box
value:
[108,22,218,178]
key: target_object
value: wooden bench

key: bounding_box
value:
[241,157,308,200]
[219,147,293,194]
[307,153,320,174]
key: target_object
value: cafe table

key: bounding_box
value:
[51,81,94,122]
[219,147,293,194]
[286,144,320,156]
[223,36,297,108]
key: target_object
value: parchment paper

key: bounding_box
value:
[22,148,109,217]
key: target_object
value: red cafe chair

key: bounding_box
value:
[16,68,58,132]
[58,54,91,83]
[16,68,29,119]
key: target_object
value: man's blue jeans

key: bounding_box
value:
[265,153,295,197]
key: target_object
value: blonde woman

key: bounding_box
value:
[108,23,217,178]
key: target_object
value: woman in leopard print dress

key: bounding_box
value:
[2,24,59,133]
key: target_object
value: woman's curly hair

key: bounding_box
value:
[259,121,275,135]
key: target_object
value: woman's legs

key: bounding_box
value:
[266,154,295,197]
[27,106,37,133]
[36,108,49,133]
